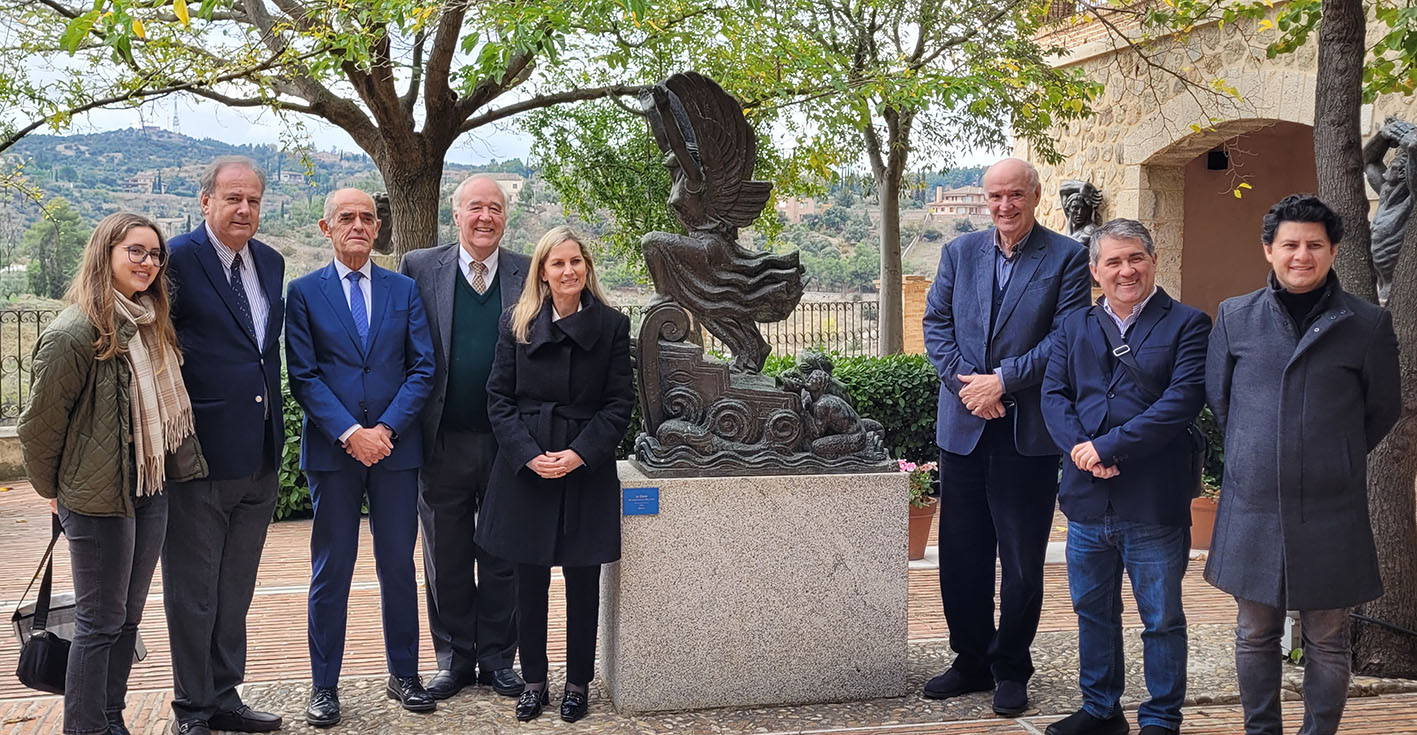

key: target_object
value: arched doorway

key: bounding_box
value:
[1141,120,1318,315]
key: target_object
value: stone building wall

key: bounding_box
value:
[1015,5,1415,308]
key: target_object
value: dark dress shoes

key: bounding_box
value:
[426,669,470,700]
[305,686,341,728]
[993,680,1031,716]
[208,705,283,732]
[107,720,131,735]
[478,666,526,697]
[169,721,211,735]
[922,668,994,700]
[1138,726,1177,735]
[386,674,437,712]
[560,688,590,722]
[1045,709,1129,735]
[515,687,550,721]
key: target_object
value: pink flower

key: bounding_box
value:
[898,459,917,472]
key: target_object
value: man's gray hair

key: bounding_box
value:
[199,155,266,197]
[1089,218,1155,265]
[450,174,506,210]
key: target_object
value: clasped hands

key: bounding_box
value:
[527,449,584,480]
[957,372,1006,420]
[1071,440,1120,479]
[345,425,394,467]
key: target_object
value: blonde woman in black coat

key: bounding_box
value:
[475,225,634,723]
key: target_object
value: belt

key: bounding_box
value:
[517,401,596,449]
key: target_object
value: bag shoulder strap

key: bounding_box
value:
[1092,304,1166,403]
[11,514,62,631]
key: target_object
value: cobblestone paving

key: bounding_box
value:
[5,480,1417,734]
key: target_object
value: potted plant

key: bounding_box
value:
[902,459,939,561]
[1191,406,1225,550]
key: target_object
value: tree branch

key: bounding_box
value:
[456,83,649,135]
[402,27,426,115]
[423,0,469,122]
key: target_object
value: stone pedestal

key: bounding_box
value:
[600,462,910,712]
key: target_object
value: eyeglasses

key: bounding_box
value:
[118,245,165,266]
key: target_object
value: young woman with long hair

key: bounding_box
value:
[18,212,207,735]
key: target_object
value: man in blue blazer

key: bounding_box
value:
[286,189,436,726]
[1041,219,1210,735]
[163,156,285,735]
[922,158,1090,715]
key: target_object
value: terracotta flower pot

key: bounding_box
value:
[1191,495,1220,550]
[908,499,938,561]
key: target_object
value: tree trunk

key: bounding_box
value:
[376,152,446,259]
[1314,0,1377,302]
[877,172,905,355]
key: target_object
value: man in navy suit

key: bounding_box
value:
[922,158,1090,715]
[163,156,285,735]
[1041,219,1210,735]
[286,189,436,726]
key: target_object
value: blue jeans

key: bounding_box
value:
[57,494,168,735]
[1066,513,1189,730]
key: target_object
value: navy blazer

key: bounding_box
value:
[167,225,285,481]
[284,262,435,472]
[1041,288,1211,526]
[923,225,1090,456]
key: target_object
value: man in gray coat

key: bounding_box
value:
[1205,194,1400,735]
[400,175,530,700]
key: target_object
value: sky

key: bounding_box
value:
[68,91,1001,171]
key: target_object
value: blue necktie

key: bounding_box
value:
[346,271,368,348]
[229,253,257,342]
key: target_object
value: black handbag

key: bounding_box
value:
[1093,306,1207,498]
[13,514,68,694]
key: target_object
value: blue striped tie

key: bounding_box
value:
[347,271,368,348]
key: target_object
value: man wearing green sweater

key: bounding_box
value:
[400,175,531,700]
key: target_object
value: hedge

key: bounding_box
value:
[275,353,942,520]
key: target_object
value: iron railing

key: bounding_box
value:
[0,308,61,425]
[0,300,879,424]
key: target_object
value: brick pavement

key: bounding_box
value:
[6,479,1417,734]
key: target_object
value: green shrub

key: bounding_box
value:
[275,373,312,520]
[830,353,938,463]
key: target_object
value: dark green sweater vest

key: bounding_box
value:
[440,270,502,432]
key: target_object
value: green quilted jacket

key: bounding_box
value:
[18,305,207,517]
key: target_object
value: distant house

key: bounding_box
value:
[775,196,820,224]
[484,173,525,204]
[279,170,305,183]
[153,216,188,238]
[122,171,159,194]
[927,186,987,216]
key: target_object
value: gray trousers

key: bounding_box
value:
[1235,597,1352,735]
[418,430,518,673]
[161,468,277,723]
[57,494,167,735]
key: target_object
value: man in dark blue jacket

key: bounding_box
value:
[286,189,436,726]
[922,158,1090,715]
[1041,219,1211,735]
[163,156,285,735]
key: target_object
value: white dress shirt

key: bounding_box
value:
[332,259,374,444]
[1102,285,1159,338]
[206,223,270,350]
[457,245,500,289]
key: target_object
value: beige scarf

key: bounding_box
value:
[114,291,195,496]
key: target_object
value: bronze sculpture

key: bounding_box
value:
[372,192,395,254]
[1364,117,1415,303]
[1059,179,1103,248]
[630,73,890,476]
[639,73,804,374]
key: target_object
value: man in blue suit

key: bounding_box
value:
[1041,219,1210,735]
[922,158,1090,715]
[163,156,285,735]
[285,189,436,726]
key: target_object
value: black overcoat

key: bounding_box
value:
[475,292,635,567]
[1204,275,1400,610]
